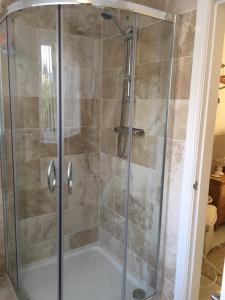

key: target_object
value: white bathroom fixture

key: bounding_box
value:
[204,204,217,255]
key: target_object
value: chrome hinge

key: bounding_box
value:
[193,180,198,191]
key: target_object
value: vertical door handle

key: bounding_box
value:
[67,161,72,195]
[47,160,56,193]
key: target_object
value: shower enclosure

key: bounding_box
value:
[0,1,175,299]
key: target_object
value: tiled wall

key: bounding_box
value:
[159,9,197,300]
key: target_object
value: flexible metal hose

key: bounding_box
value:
[200,253,223,288]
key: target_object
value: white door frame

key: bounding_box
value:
[174,0,225,299]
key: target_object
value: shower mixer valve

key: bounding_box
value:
[114,127,145,137]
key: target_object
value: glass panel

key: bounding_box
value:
[62,5,135,300]
[0,19,18,286]
[125,15,175,299]
[7,7,59,300]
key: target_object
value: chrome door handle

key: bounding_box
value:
[47,160,56,193]
[67,161,72,195]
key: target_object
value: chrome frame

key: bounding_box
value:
[0,0,175,24]
[56,5,64,300]
[0,22,19,295]
[5,15,22,297]
[121,12,137,300]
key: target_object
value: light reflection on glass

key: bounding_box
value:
[41,44,56,143]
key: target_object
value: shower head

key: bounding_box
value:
[101,12,127,39]
[101,12,112,20]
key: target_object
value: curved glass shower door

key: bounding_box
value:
[61,5,135,300]
[7,6,59,300]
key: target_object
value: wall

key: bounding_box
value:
[211,35,225,172]
[215,35,225,135]
[0,1,198,300]
[160,8,196,299]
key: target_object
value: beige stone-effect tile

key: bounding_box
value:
[63,5,101,38]
[63,67,100,99]
[100,178,115,209]
[68,178,100,208]
[166,139,185,182]
[135,62,162,100]
[15,129,57,162]
[168,99,189,140]
[102,69,118,99]
[19,216,42,246]
[41,213,57,240]
[14,25,37,63]
[100,205,125,243]
[174,56,193,99]
[133,100,167,137]
[65,153,100,183]
[101,128,117,156]
[1,54,9,98]
[64,204,99,235]
[163,178,182,249]
[166,0,197,14]
[64,34,101,69]
[0,251,5,278]
[19,188,57,219]
[17,159,41,191]
[99,227,124,261]
[68,228,98,250]
[102,35,125,70]
[132,134,157,169]
[137,21,173,64]
[67,127,100,155]
[101,100,121,128]
[14,97,39,129]
[12,6,56,30]
[15,62,40,98]
[177,10,196,58]
[63,98,100,128]
[127,0,166,11]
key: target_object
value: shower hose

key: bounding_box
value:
[200,253,223,288]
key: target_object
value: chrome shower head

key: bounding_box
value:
[101,12,112,20]
[101,12,127,39]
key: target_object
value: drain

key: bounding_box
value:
[132,288,146,300]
